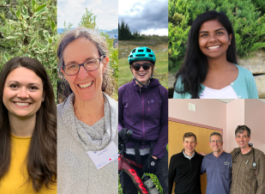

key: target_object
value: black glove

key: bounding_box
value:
[143,156,157,174]
[118,128,129,143]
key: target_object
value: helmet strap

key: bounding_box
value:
[130,65,153,87]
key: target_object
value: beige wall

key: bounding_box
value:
[226,100,245,152]
[245,100,265,152]
[168,99,226,129]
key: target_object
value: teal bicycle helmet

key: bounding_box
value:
[128,47,156,65]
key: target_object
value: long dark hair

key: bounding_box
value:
[0,57,57,191]
[174,10,237,98]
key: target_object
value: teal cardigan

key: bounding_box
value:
[173,65,259,99]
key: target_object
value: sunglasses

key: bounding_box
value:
[131,63,152,71]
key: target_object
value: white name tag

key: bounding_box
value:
[87,141,118,169]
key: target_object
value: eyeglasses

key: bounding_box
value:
[131,63,152,71]
[62,56,105,76]
[210,140,222,144]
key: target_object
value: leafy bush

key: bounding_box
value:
[251,0,265,14]
[169,0,265,72]
[0,0,58,94]
[57,9,118,101]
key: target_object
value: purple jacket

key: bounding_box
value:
[118,78,168,159]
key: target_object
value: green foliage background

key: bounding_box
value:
[58,8,118,101]
[0,2,118,100]
[0,0,58,94]
[168,0,265,72]
[77,9,118,94]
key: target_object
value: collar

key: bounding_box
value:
[182,149,195,160]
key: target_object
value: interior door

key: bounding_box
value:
[168,121,221,194]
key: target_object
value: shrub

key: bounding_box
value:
[0,0,58,95]
[169,0,265,71]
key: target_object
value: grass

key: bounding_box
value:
[118,40,168,89]
[118,38,167,193]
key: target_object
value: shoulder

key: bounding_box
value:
[157,84,168,97]
[175,75,183,88]
[222,152,232,159]
[204,153,212,159]
[170,152,183,161]
[57,103,63,113]
[230,147,240,156]
[254,148,265,157]
[119,81,133,92]
[173,76,185,99]
[223,151,232,157]
[237,65,254,79]
[104,93,118,111]
[57,96,71,116]
[195,152,204,160]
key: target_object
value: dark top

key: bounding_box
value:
[118,78,168,159]
[168,151,204,194]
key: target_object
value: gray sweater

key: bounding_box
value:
[57,93,118,194]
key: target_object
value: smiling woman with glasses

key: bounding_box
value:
[62,56,106,76]
[57,27,118,194]
[118,47,169,193]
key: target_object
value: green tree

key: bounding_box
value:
[79,8,96,29]
[118,20,133,40]
[77,10,118,83]
[0,0,58,95]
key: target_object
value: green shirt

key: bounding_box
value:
[230,147,265,194]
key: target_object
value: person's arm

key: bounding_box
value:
[152,87,168,159]
[256,154,265,194]
[247,70,259,99]
[173,76,184,99]
[118,87,124,131]
[168,155,177,194]
[201,157,206,175]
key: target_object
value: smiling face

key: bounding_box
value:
[131,60,153,86]
[3,67,44,119]
[198,19,232,60]
[183,136,197,156]
[62,38,108,102]
[209,135,223,154]
[235,130,251,149]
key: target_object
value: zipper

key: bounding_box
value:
[142,92,145,140]
[148,101,150,114]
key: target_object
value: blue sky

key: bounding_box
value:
[57,0,118,30]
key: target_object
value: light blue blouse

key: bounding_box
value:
[173,65,259,99]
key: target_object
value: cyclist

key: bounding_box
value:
[119,47,168,193]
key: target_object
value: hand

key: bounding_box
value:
[118,128,128,142]
[143,156,157,174]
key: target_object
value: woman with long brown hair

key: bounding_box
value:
[0,57,57,193]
